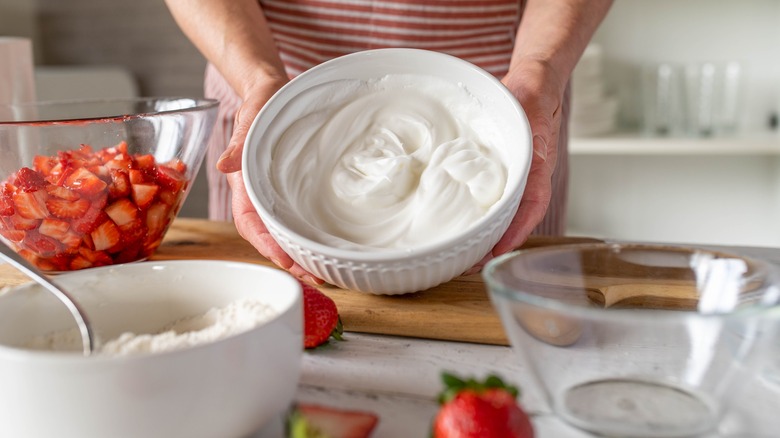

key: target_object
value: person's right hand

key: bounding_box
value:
[216,77,325,286]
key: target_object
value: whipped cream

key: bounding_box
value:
[270,74,509,250]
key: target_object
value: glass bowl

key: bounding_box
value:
[0,97,218,271]
[484,243,780,438]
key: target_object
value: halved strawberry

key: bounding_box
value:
[14,167,47,192]
[90,220,121,251]
[287,403,379,438]
[132,183,159,209]
[46,197,90,219]
[63,167,108,197]
[13,191,49,219]
[105,198,138,227]
[39,218,70,240]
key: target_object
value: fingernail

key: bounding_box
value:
[533,135,548,162]
[218,145,236,165]
[301,274,320,285]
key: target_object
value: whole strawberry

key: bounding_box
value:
[432,373,534,438]
[301,282,344,349]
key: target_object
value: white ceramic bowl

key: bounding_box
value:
[243,48,531,295]
[0,260,303,438]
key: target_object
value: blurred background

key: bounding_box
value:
[1,0,779,248]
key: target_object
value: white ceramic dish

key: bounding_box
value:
[243,48,531,295]
[0,260,303,438]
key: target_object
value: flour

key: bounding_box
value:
[22,298,278,356]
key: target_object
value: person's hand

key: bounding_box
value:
[217,77,325,285]
[465,58,567,275]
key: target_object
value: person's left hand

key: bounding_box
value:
[465,58,567,275]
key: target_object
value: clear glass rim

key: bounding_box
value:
[0,97,220,125]
[483,242,780,321]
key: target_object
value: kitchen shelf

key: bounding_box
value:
[570,131,780,156]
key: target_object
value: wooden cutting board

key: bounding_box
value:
[0,218,601,346]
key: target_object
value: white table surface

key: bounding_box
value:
[253,244,780,438]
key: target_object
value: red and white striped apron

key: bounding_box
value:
[205,0,568,236]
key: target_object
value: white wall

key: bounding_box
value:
[567,1,780,248]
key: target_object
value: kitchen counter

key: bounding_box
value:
[1,218,778,437]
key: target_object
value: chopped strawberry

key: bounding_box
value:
[163,158,188,174]
[90,220,121,251]
[287,403,379,438]
[46,185,80,201]
[38,218,70,240]
[24,231,61,258]
[0,141,190,271]
[13,191,49,219]
[0,227,25,243]
[145,202,170,237]
[135,154,156,172]
[132,183,159,209]
[78,246,110,265]
[105,198,138,227]
[158,189,182,207]
[59,231,83,250]
[10,213,40,230]
[156,165,187,192]
[32,155,56,176]
[45,197,90,219]
[14,167,47,192]
[108,169,131,199]
[118,218,146,244]
[0,183,15,216]
[64,167,108,197]
[113,241,142,264]
[70,203,106,235]
[69,256,93,270]
[128,169,146,184]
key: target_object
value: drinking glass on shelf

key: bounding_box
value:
[684,61,743,137]
[641,63,685,136]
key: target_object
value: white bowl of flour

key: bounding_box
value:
[0,260,303,438]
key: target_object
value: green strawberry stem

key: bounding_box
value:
[331,317,344,341]
[438,372,520,404]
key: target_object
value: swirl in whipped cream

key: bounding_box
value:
[269,74,508,250]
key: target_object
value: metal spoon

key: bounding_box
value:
[0,242,94,355]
